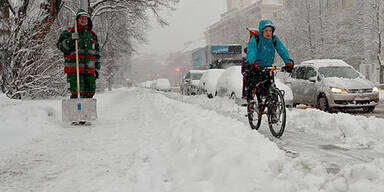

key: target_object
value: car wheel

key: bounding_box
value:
[362,106,375,113]
[318,96,330,112]
[207,93,213,99]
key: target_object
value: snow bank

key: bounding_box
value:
[170,92,384,151]
[0,94,59,153]
[145,90,384,191]
[288,109,384,150]
[324,159,384,192]
[137,91,331,191]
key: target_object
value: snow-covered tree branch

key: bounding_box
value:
[0,0,179,98]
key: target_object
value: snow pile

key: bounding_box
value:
[324,159,384,191]
[0,94,59,153]
[135,91,331,191]
[171,92,384,151]
[288,109,384,150]
[136,90,384,191]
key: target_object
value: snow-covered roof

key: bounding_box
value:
[250,0,261,4]
[261,0,282,5]
[188,69,206,74]
[300,59,351,68]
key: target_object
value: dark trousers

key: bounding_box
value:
[67,73,96,99]
[245,68,272,102]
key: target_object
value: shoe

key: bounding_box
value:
[257,104,266,115]
[249,103,256,112]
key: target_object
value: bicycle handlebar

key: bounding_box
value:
[251,66,287,76]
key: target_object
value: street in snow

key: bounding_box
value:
[1,88,384,191]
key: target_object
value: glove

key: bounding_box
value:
[71,32,80,40]
[283,63,294,73]
[95,70,99,79]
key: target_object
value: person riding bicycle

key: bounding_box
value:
[245,20,293,112]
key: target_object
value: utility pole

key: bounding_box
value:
[80,0,89,12]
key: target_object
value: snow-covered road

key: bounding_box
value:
[1,88,384,191]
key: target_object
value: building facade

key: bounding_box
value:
[226,0,253,11]
[205,0,283,52]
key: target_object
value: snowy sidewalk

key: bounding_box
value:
[1,89,384,192]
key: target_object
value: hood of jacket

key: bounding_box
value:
[76,9,93,30]
[258,20,275,34]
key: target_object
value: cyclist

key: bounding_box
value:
[245,20,293,113]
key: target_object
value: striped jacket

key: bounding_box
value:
[57,25,101,74]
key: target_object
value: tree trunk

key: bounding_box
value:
[0,0,13,21]
[381,64,384,84]
[375,0,382,83]
[305,0,315,58]
[30,0,62,41]
[108,78,112,91]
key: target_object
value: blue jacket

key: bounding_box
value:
[246,20,291,67]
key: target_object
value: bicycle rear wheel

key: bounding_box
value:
[247,100,262,130]
[267,88,286,138]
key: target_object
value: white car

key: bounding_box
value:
[198,69,225,98]
[155,78,171,92]
[150,81,156,89]
[286,59,379,112]
[215,66,293,106]
[145,81,152,89]
[182,70,206,95]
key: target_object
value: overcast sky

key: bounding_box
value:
[138,0,226,55]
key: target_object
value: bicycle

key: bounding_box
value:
[247,66,287,138]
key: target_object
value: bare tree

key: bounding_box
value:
[0,0,63,99]
[0,0,179,98]
[364,0,384,83]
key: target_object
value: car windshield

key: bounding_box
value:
[318,66,360,79]
[192,73,203,80]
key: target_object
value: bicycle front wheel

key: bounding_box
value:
[248,100,262,130]
[267,88,286,138]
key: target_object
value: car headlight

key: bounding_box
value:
[372,87,379,92]
[330,87,347,94]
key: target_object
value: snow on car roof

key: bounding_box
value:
[206,69,225,72]
[300,59,351,68]
[189,70,206,74]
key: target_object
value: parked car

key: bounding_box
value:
[197,69,225,98]
[215,66,293,106]
[150,81,157,89]
[286,59,380,112]
[181,70,206,95]
[145,81,152,89]
[155,78,171,92]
